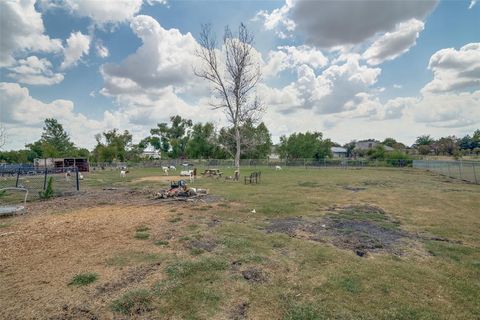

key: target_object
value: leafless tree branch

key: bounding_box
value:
[195,23,264,173]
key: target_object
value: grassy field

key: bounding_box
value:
[1,166,479,319]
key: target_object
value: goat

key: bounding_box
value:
[275,165,282,170]
[79,173,84,180]
[189,171,194,183]
[120,170,127,178]
[180,170,193,176]
[162,166,169,175]
[169,165,176,170]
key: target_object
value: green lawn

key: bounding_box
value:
[79,166,480,319]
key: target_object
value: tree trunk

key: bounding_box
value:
[235,126,241,176]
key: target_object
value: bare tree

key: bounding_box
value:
[0,122,6,149]
[195,23,263,175]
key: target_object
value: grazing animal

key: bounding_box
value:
[169,165,176,170]
[162,166,169,175]
[275,165,282,170]
[65,171,71,181]
[180,170,193,176]
[79,173,84,180]
[189,171,194,183]
[120,170,127,178]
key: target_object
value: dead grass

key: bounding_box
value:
[0,167,479,319]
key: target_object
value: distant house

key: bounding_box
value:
[355,140,394,151]
[268,145,280,160]
[331,147,347,158]
[141,145,161,159]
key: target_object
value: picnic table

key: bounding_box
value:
[202,169,223,177]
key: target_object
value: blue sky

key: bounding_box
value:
[1,0,479,150]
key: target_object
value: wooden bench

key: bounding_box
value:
[244,171,261,184]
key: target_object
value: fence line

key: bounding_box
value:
[90,158,414,171]
[0,167,80,200]
[413,160,479,184]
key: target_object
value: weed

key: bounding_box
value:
[336,276,362,294]
[134,231,150,240]
[190,248,205,255]
[154,240,169,246]
[111,289,153,315]
[284,303,324,320]
[169,217,182,223]
[136,225,150,232]
[39,177,54,199]
[166,257,228,278]
[68,273,98,286]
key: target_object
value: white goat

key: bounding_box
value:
[180,170,193,176]
[120,170,127,178]
[162,166,169,175]
[275,165,282,170]
[169,165,176,170]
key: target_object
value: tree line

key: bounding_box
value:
[0,117,478,164]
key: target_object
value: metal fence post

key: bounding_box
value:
[472,163,478,184]
[15,168,20,187]
[76,167,80,191]
[43,168,48,190]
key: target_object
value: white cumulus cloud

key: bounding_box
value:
[422,43,480,93]
[363,19,425,65]
[0,0,62,67]
[7,56,64,85]
[60,32,91,70]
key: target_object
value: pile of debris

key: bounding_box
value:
[155,179,208,201]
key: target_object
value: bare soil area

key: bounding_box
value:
[0,195,197,319]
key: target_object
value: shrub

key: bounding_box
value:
[111,289,153,315]
[134,231,150,240]
[39,177,54,199]
[69,272,98,286]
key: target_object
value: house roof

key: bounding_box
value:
[331,147,347,153]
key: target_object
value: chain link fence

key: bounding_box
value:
[413,160,480,184]
[90,158,413,171]
[0,166,80,201]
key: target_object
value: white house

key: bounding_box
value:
[141,145,161,159]
[331,147,347,158]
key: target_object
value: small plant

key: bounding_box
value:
[154,240,169,246]
[111,289,153,315]
[135,231,150,240]
[168,217,182,223]
[39,177,54,199]
[136,225,150,232]
[69,272,98,286]
[284,303,323,320]
[190,248,204,255]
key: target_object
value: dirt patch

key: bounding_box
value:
[50,304,98,320]
[96,263,161,296]
[187,239,217,252]
[207,217,221,228]
[264,205,411,256]
[231,302,249,320]
[241,268,267,283]
[264,217,305,236]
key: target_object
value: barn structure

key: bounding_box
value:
[34,158,90,172]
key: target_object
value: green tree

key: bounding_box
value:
[435,136,459,156]
[415,135,434,146]
[217,121,272,159]
[26,118,75,158]
[186,122,217,159]
[92,129,132,163]
[278,131,332,160]
[150,115,193,158]
[382,138,397,148]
